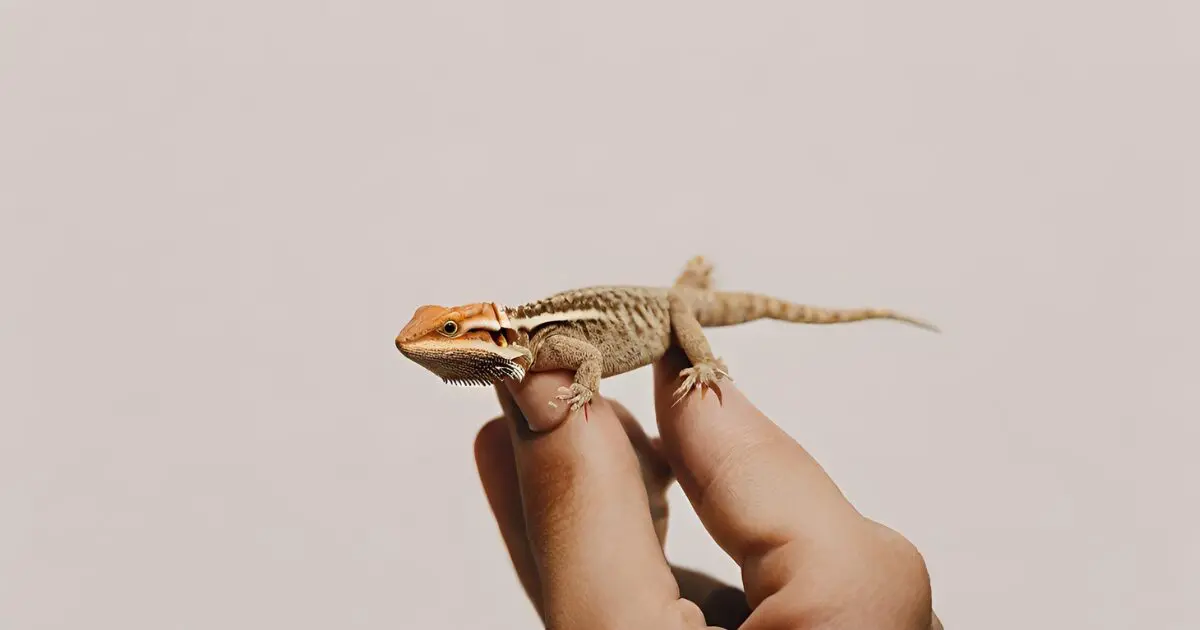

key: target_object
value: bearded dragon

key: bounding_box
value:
[394,256,937,415]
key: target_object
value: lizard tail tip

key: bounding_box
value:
[895,314,941,333]
[919,321,942,333]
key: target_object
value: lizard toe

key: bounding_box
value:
[672,363,728,405]
[553,383,593,413]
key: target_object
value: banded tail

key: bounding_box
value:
[692,291,939,332]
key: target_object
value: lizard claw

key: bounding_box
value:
[671,361,728,406]
[554,383,594,414]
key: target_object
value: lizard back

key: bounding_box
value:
[506,286,675,378]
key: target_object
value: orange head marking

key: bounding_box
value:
[394,302,527,386]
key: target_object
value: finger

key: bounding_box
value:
[652,346,867,606]
[473,415,543,618]
[500,371,683,627]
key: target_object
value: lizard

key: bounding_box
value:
[393,256,938,416]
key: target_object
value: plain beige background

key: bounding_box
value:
[2,1,1197,628]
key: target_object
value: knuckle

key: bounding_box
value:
[869,522,932,584]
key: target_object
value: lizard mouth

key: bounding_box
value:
[399,344,526,387]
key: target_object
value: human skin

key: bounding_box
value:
[473,346,941,629]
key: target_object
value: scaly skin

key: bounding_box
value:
[394,256,938,415]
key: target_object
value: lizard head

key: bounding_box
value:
[394,302,529,386]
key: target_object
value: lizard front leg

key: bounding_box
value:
[667,289,730,404]
[530,334,603,415]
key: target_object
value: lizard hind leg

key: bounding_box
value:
[666,289,730,405]
[673,255,715,290]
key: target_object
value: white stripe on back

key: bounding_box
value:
[504,308,608,331]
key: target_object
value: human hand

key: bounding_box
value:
[474,347,941,629]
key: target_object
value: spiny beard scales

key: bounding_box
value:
[403,346,526,387]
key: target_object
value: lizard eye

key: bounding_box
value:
[441,321,458,336]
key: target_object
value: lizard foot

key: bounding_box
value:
[553,383,594,414]
[672,360,730,405]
